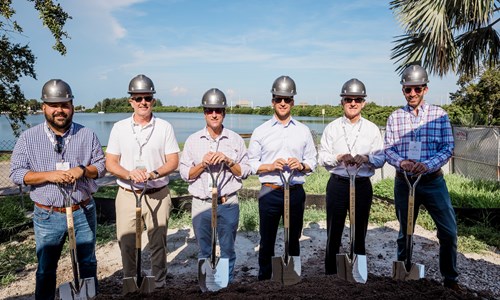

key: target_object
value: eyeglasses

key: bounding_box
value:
[403,86,425,94]
[131,96,154,102]
[204,108,224,114]
[273,97,294,104]
[55,135,64,154]
[343,97,364,104]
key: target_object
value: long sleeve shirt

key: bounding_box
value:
[179,126,250,199]
[247,116,317,185]
[384,102,454,173]
[318,116,385,177]
[10,122,106,207]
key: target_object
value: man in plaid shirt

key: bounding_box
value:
[384,65,461,291]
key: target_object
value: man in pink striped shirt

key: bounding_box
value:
[179,88,251,283]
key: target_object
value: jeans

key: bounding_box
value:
[257,185,305,280]
[33,199,97,300]
[325,175,372,274]
[394,175,458,283]
[191,194,239,283]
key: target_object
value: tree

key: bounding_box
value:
[1,1,71,136]
[390,0,500,77]
[449,67,500,125]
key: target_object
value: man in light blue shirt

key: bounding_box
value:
[247,75,317,281]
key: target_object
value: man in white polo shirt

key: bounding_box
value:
[105,74,180,290]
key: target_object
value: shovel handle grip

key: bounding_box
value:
[135,207,142,249]
[66,207,77,250]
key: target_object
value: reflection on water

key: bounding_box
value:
[0,112,334,149]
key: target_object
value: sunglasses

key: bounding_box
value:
[55,135,64,154]
[131,96,154,102]
[343,97,364,104]
[204,108,224,114]
[403,86,425,94]
[273,97,294,104]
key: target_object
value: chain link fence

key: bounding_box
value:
[451,126,499,182]
[0,140,23,196]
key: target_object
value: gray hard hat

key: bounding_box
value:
[128,74,156,94]
[41,79,74,103]
[400,65,429,85]
[201,88,227,108]
[340,78,367,97]
[271,75,297,97]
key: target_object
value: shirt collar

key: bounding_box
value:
[271,115,296,127]
[131,114,155,127]
[201,125,227,140]
[405,101,428,114]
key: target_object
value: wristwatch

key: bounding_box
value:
[78,165,86,177]
[151,170,160,179]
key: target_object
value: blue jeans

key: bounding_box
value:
[394,175,458,283]
[191,194,239,283]
[33,199,97,300]
[258,185,305,280]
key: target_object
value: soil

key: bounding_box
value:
[1,220,498,300]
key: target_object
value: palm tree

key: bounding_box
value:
[390,0,500,77]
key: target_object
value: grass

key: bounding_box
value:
[373,174,500,209]
[0,173,498,287]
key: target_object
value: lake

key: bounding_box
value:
[0,112,333,149]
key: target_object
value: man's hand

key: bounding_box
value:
[128,168,149,183]
[286,157,303,171]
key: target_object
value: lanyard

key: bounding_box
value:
[44,122,74,162]
[407,107,425,141]
[341,117,363,154]
[131,117,156,158]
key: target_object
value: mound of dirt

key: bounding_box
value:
[1,221,498,299]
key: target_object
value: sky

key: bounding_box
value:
[10,0,459,109]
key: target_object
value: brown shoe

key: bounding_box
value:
[444,281,466,293]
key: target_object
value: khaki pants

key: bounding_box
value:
[115,186,171,287]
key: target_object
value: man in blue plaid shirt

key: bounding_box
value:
[10,79,106,299]
[384,65,461,291]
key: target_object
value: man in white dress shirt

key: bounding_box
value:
[318,78,385,275]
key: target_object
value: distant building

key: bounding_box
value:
[234,99,251,108]
[297,101,309,107]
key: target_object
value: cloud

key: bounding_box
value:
[170,86,188,96]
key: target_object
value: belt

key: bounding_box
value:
[35,198,91,214]
[262,183,302,190]
[330,174,370,182]
[200,192,236,204]
[120,185,166,195]
[396,169,443,183]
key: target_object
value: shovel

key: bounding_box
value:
[336,165,368,284]
[59,181,97,300]
[198,164,229,292]
[392,171,425,280]
[122,181,156,295]
[271,169,301,286]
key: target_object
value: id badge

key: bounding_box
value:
[135,159,146,170]
[56,162,70,171]
[408,141,422,160]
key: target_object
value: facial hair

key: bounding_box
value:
[45,111,73,132]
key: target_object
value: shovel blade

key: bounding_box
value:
[271,255,301,286]
[198,258,229,292]
[59,278,96,300]
[392,261,425,280]
[336,254,368,284]
[122,275,156,295]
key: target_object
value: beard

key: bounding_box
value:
[45,111,73,132]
